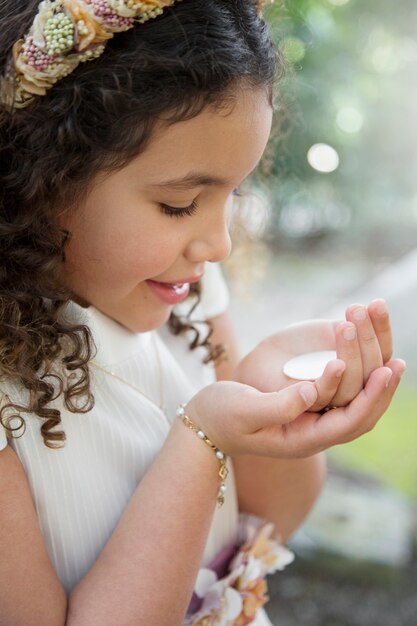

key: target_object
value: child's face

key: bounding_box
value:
[59,87,273,332]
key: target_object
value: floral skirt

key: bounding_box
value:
[184,514,294,626]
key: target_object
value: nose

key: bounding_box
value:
[184,206,232,264]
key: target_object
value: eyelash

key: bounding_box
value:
[160,187,242,219]
[160,199,199,218]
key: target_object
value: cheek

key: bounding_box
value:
[64,213,180,285]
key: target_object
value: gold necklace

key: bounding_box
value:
[89,333,168,419]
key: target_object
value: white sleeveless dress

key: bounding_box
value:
[0,264,275,625]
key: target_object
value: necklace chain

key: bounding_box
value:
[89,333,168,420]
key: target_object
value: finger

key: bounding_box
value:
[340,359,406,441]
[253,359,406,459]
[277,367,393,457]
[245,381,318,433]
[309,358,346,411]
[317,360,405,446]
[346,304,383,383]
[331,321,363,406]
[367,299,393,363]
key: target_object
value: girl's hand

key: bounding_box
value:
[185,358,405,459]
[332,299,392,406]
[233,300,393,412]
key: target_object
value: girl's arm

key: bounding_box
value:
[67,419,220,626]
[208,309,326,542]
[0,446,67,626]
[0,422,222,626]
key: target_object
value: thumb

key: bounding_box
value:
[244,382,318,431]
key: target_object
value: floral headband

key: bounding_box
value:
[0,0,273,109]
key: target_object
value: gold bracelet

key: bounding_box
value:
[176,404,229,508]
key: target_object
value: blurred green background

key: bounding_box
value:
[262,0,417,256]
[230,0,417,501]
[332,384,417,498]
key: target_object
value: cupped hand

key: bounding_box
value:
[185,358,405,459]
[233,300,393,412]
[332,299,392,405]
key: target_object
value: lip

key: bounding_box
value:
[156,274,204,285]
[145,274,203,305]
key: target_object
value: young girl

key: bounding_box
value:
[0,1,405,625]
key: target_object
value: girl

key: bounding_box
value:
[0,1,405,625]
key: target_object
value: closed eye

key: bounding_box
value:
[159,200,199,218]
[160,188,242,218]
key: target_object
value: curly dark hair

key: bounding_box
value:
[0,0,281,447]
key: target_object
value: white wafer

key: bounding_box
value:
[283,350,337,381]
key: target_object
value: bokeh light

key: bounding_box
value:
[307,6,335,36]
[307,143,340,173]
[336,107,364,133]
[280,37,306,63]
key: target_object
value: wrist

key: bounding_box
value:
[175,404,229,508]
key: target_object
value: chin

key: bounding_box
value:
[124,308,173,334]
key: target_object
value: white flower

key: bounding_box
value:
[206,583,243,625]
[234,555,262,588]
[266,542,295,573]
[32,0,56,50]
[232,515,295,578]
[185,514,294,626]
[107,0,173,19]
[186,566,244,626]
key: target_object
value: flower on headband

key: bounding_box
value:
[0,0,177,108]
[10,36,104,104]
[107,0,173,21]
[32,1,59,50]
[13,40,55,96]
[64,0,113,50]
[12,38,81,98]
[0,0,271,109]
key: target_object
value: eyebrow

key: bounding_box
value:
[146,161,261,192]
[146,171,231,191]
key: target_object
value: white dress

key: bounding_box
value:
[0,263,274,626]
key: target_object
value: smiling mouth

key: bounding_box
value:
[165,282,189,293]
[145,279,191,304]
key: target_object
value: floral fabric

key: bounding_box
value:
[185,514,294,626]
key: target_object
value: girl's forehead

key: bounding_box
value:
[129,89,273,184]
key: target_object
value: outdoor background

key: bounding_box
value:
[225,0,417,623]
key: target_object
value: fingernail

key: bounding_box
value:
[352,306,366,321]
[385,370,393,388]
[299,384,317,405]
[397,359,407,377]
[343,326,356,341]
[373,299,387,316]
